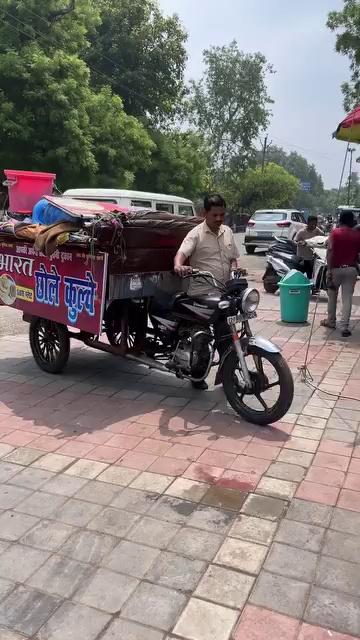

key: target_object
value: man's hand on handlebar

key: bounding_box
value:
[174,265,193,277]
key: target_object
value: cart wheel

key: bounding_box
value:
[29,318,70,373]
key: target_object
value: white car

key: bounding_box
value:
[244,209,306,254]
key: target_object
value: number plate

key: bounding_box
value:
[227,311,257,325]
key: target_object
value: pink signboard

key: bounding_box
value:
[0,240,108,335]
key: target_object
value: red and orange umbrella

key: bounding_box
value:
[334,104,360,143]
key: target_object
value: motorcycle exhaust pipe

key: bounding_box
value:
[82,337,169,373]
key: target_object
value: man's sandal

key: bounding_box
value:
[320,320,336,329]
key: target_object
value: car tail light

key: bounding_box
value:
[276,221,291,227]
[247,221,256,227]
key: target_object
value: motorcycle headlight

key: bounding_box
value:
[241,288,260,313]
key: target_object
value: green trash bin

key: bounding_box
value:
[279,269,312,323]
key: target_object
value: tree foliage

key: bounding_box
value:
[0,0,153,188]
[224,163,299,213]
[136,131,209,198]
[328,0,360,110]
[187,41,273,178]
[87,0,188,123]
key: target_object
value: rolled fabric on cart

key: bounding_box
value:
[15,221,81,256]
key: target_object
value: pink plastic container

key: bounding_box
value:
[4,169,56,214]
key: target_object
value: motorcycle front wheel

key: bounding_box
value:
[222,346,294,426]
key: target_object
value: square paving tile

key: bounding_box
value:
[122,582,186,632]
[330,507,360,535]
[256,477,297,501]
[36,601,110,640]
[110,487,159,513]
[8,467,54,491]
[229,515,277,545]
[201,486,247,511]
[75,480,121,505]
[0,484,31,509]
[0,543,49,582]
[87,506,139,537]
[266,462,305,483]
[296,482,339,506]
[74,567,138,613]
[316,555,360,597]
[304,586,360,637]
[215,537,267,574]
[21,519,75,551]
[146,551,205,592]
[233,604,300,640]
[165,477,209,502]
[168,527,223,561]
[127,516,180,549]
[250,570,310,618]
[33,452,75,472]
[277,449,314,468]
[275,519,325,553]
[187,505,234,534]
[0,510,39,541]
[4,447,44,466]
[0,585,59,636]
[286,499,332,527]
[27,554,92,597]
[312,452,349,472]
[42,474,88,496]
[149,495,195,524]
[195,564,254,609]
[65,458,109,479]
[101,618,164,640]
[103,540,160,578]
[61,530,117,564]
[54,498,103,527]
[14,490,67,518]
[130,472,174,493]
[323,529,360,564]
[241,493,287,521]
[173,597,238,640]
[264,542,317,582]
[337,489,360,512]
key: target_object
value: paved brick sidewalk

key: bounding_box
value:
[0,289,360,639]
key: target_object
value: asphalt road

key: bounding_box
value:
[0,233,267,338]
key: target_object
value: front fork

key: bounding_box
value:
[229,323,252,388]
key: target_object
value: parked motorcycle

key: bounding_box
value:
[262,236,327,294]
[105,271,294,426]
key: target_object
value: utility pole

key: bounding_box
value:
[261,135,272,173]
[347,147,356,205]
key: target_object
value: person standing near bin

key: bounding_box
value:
[294,216,324,280]
[321,210,360,337]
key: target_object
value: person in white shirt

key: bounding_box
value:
[174,194,241,389]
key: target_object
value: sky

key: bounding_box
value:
[158,0,351,189]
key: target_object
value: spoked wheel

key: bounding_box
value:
[222,346,294,425]
[29,318,70,373]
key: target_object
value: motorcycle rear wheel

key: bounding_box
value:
[222,346,294,426]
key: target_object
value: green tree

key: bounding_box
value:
[328,0,360,110]
[263,145,324,212]
[87,0,187,123]
[136,131,209,198]
[0,0,153,188]
[187,41,273,178]
[226,163,299,213]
